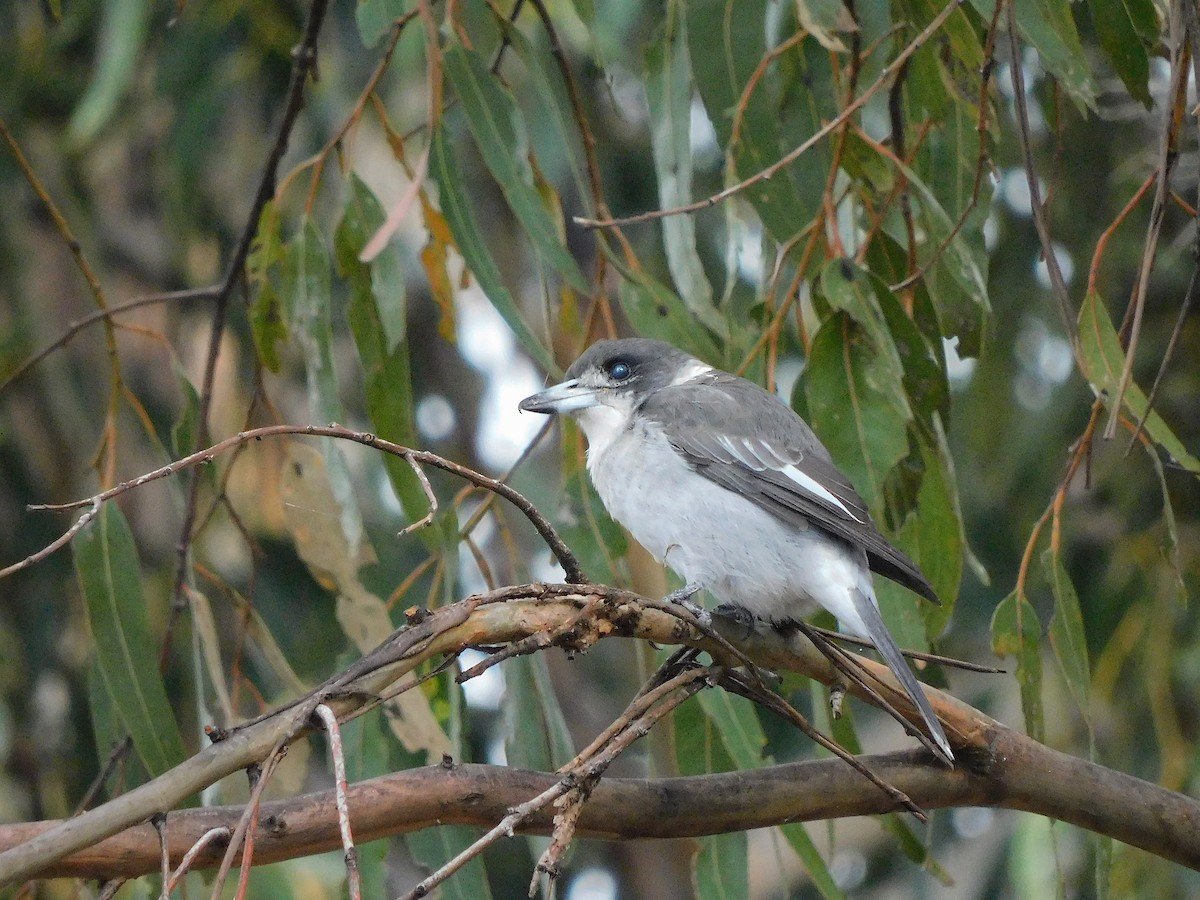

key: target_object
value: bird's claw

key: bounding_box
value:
[662,582,707,619]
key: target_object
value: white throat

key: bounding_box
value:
[575,398,636,461]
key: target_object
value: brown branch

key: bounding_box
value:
[3,584,1198,885]
[1004,1,1077,349]
[7,739,1200,880]
[3,423,585,585]
[164,0,331,669]
[1104,8,1189,439]
[0,287,219,397]
[574,0,968,229]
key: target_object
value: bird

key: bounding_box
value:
[518,337,953,764]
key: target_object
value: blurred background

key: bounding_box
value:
[1,0,1198,897]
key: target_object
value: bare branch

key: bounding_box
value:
[8,741,1200,881]
[314,705,361,900]
[398,452,438,536]
[4,423,585,585]
[1004,2,1077,348]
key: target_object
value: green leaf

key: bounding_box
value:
[914,424,965,632]
[617,272,721,364]
[1009,0,1098,111]
[1144,439,1187,601]
[1087,0,1153,107]
[492,19,590,203]
[67,0,151,146]
[86,660,148,796]
[1044,552,1092,728]
[694,832,750,900]
[645,8,720,332]
[335,177,432,534]
[406,826,494,900]
[821,259,949,430]
[686,0,820,242]
[355,0,407,48]
[991,590,1044,743]
[341,710,391,898]
[880,153,992,350]
[1078,291,1200,474]
[442,42,589,294]
[805,312,912,509]
[882,813,952,883]
[559,460,627,583]
[796,0,858,51]
[170,359,201,459]
[430,122,559,377]
[675,700,749,900]
[777,823,847,900]
[696,687,765,771]
[74,504,187,777]
[248,201,288,373]
[503,655,575,771]
[288,218,371,562]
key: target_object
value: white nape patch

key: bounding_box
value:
[780,464,863,522]
[670,359,715,386]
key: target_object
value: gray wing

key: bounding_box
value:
[642,374,939,605]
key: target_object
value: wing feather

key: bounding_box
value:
[641,375,939,604]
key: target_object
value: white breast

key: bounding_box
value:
[580,413,876,635]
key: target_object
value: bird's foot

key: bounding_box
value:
[662,582,707,620]
[713,603,758,640]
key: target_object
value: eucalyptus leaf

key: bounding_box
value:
[430,122,559,377]
[991,591,1044,743]
[804,312,912,510]
[645,7,720,332]
[442,41,589,294]
[74,504,187,777]
[67,0,151,145]
[1078,291,1200,473]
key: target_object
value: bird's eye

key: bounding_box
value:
[606,360,632,381]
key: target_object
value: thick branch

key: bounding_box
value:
[1,587,1197,884]
[8,736,1200,880]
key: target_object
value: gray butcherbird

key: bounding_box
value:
[519,337,953,764]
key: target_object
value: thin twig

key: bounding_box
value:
[0,287,219,397]
[5,424,586,585]
[400,664,716,899]
[165,827,231,893]
[796,622,946,764]
[719,669,926,819]
[574,0,968,229]
[804,625,1006,673]
[1005,1,1077,349]
[152,814,169,899]
[72,737,133,816]
[314,705,361,900]
[1104,6,1188,439]
[0,498,100,579]
[399,453,438,536]
[164,0,331,670]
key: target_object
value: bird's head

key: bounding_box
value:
[519,338,701,418]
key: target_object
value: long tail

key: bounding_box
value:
[851,588,954,765]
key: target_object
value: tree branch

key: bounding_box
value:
[1,586,1198,884]
[7,732,1200,881]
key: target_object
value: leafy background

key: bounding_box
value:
[1,0,1198,897]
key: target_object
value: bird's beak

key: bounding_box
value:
[518,379,599,415]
